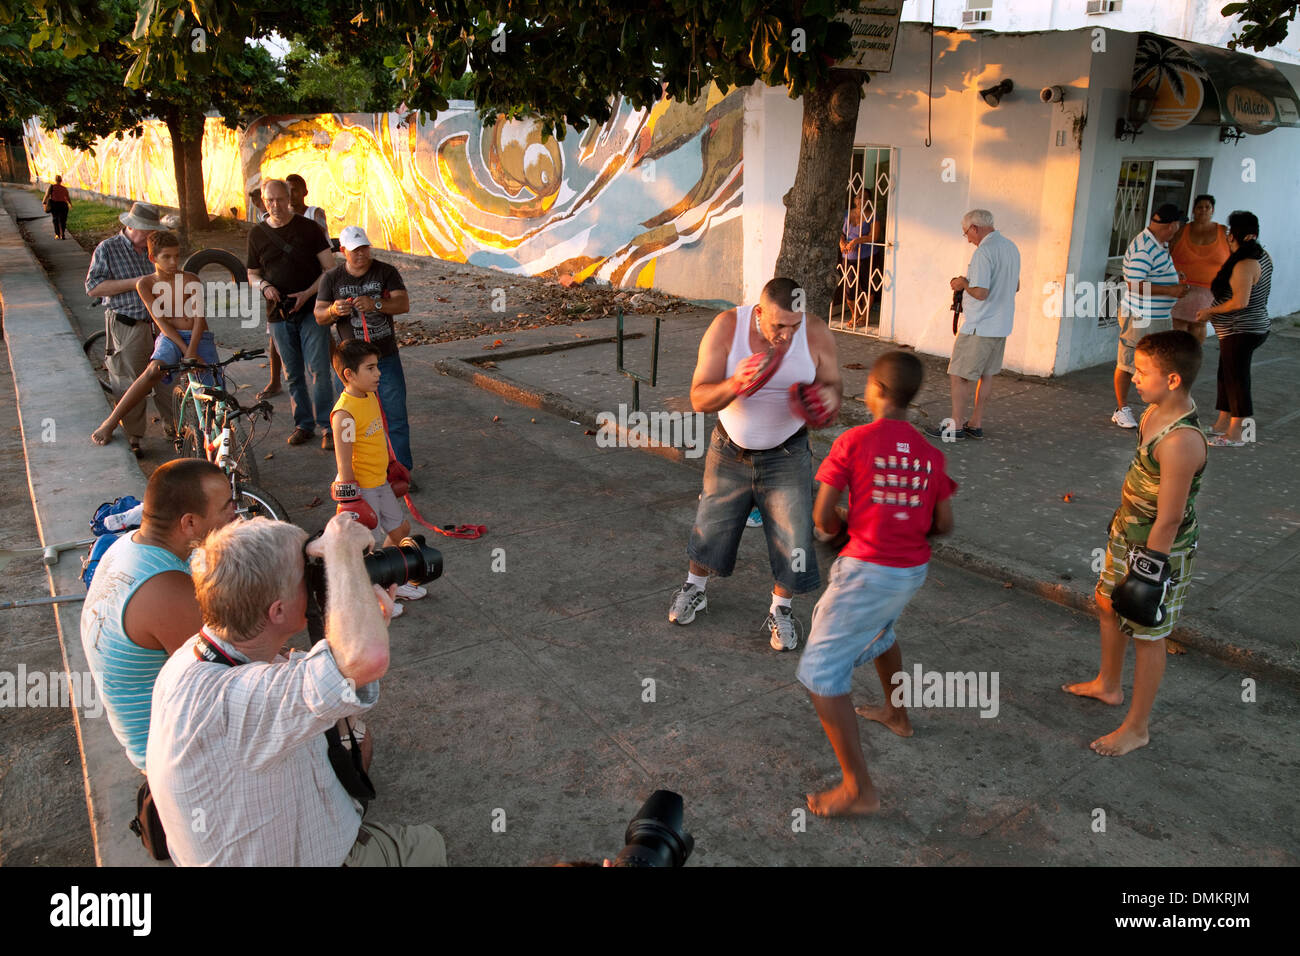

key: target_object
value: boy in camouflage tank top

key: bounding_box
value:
[1065,331,1207,756]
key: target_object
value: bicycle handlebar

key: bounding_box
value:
[159,347,266,374]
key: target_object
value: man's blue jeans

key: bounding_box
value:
[377,352,412,469]
[270,311,333,434]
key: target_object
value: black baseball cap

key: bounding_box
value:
[1151,203,1187,224]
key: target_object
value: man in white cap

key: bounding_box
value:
[315,225,415,479]
[85,202,171,455]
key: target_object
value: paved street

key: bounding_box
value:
[2,183,1296,866]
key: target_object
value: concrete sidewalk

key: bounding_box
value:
[421,306,1300,683]
[4,183,1296,866]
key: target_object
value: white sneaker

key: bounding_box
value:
[389,601,404,619]
[1112,406,1138,429]
[668,583,707,624]
[395,583,427,601]
[746,507,763,528]
[766,606,800,651]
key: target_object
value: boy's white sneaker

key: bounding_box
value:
[389,602,404,619]
[395,583,427,601]
[1112,406,1139,429]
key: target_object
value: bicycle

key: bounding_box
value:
[162,348,289,522]
[83,248,249,398]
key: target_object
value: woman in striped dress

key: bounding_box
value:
[1194,211,1272,447]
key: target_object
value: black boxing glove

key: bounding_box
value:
[1111,546,1172,627]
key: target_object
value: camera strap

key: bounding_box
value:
[194,630,376,809]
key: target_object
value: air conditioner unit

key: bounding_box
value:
[1086,0,1120,13]
[962,9,992,24]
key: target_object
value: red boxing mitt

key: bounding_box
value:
[733,347,784,397]
[387,460,411,498]
[788,383,837,429]
[332,481,378,530]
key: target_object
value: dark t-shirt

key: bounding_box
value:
[246,217,331,320]
[318,260,407,358]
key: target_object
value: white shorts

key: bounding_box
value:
[360,483,403,537]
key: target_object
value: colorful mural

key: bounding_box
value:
[23,87,745,302]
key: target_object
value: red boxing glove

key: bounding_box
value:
[387,460,410,498]
[332,481,378,530]
[788,383,837,429]
[733,347,784,397]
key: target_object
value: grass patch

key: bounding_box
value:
[65,199,125,235]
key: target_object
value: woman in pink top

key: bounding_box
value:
[43,174,72,240]
[1170,194,1229,344]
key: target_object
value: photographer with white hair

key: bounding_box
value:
[146,512,445,866]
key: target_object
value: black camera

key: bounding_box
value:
[610,790,693,867]
[363,535,443,590]
[303,533,442,642]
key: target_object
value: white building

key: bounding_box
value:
[745,7,1300,375]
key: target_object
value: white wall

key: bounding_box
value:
[745,23,1092,376]
[899,0,1300,65]
[1058,29,1300,372]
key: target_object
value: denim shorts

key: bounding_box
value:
[687,425,819,593]
[151,330,219,385]
[796,557,928,697]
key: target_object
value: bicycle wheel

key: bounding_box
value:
[83,330,112,395]
[173,385,204,459]
[234,480,289,522]
[232,417,260,485]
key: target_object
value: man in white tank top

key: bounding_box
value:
[668,278,843,651]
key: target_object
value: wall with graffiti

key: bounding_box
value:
[23,86,744,304]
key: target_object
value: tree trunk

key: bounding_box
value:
[164,110,190,250]
[163,109,208,250]
[773,70,865,321]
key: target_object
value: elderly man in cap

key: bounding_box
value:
[315,225,415,475]
[1112,203,1192,428]
[85,201,172,455]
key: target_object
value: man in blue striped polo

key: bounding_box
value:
[1113,204,1191,429]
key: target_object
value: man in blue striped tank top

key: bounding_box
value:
[80,459,236,770]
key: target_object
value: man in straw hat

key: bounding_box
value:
[85,202,172,456]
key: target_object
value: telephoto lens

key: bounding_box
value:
[611,790,694,867]
[363,535,443,590]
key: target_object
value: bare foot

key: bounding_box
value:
[1061,678,1123,706]
[807,780,881,817]
[855,703,913,737]
[90,424,114,446]
[1091,727,1149,756]
[256,384,281,401]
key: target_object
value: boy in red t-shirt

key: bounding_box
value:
[797,351,957,816]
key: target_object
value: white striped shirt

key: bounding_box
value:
[147,635,378,866]
[1121,228,1179,323]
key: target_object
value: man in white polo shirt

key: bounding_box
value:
[1112,203,1191,428]
[926,209,1020,442]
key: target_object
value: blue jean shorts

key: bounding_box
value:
[796,557,928,697]
[687,425,819,594]
[151,330,219,384]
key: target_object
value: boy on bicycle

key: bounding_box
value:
[91,231,217,451]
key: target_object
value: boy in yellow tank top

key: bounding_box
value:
[1064,331,1207,756]
[330,340,426,608]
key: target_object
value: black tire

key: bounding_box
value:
[83,330,112,395]
[173,384,203,459]
[182,248,248,284]
[234,481,289,522]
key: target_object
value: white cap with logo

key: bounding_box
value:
[339,225,372,251]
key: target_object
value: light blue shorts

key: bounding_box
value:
[796,557,928,697]
[151,329,218,384]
